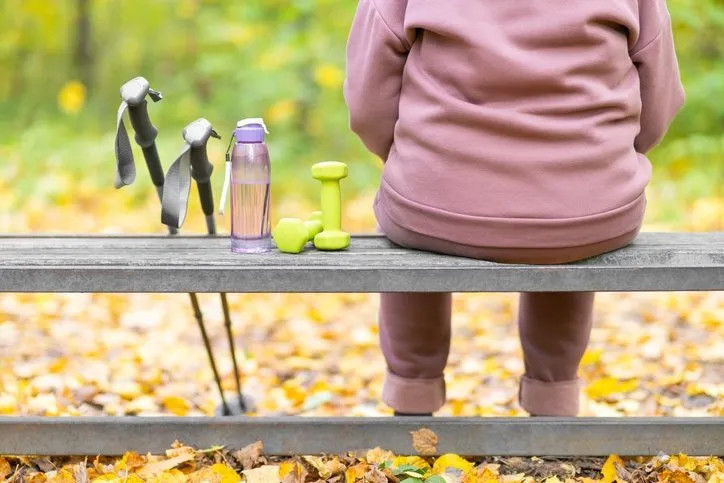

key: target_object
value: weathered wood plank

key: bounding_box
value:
[1,417,722,456]
[0,233,721,293]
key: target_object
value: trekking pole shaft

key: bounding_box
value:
[189,292,231,416]
[220,292,246,412]
[197,181,217,234]
[189,144,217,235]
[163,220,177,236]
[141,145,164,190]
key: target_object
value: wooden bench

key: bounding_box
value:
[0,232,722,457]
[1,233,722,293]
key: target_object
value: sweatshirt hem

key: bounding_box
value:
[376,179,646,249]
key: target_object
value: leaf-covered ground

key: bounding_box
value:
[0,290,721,418]
[1,441,723,482]
[0,191,721,418]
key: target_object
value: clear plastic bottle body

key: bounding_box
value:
[230,141,272,253]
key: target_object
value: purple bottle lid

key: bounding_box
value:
[234,118,270,143]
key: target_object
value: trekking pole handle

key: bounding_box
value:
[183,118,221,218]
[126,102,165,188]
[120,76,165,188]
[120,76,162,106]
[127,101,158,147]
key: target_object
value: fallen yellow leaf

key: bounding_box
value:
[115,451,146,472]
[279,461,296,479]
[0,457,11,480]
[463,467,500,483]
[27,473,48,483]
[279,460,307,483]
[209,463,242,483]
[146,469,187,483]
[48,468,76,482]
[586,378,639,399]
[659,469,696,483]
[162,395,192,416]
[92,475,120,482]
[345,463,371,483]
[677,454,700,472]
[580,349,603,366]
[601,454,625,483]
[433,454,474,475]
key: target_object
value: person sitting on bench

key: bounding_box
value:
[344,0,685,416]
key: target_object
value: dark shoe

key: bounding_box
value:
[394,411,433,417]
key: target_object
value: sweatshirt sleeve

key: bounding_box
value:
[630,0,685,154]
[344,0,410,161]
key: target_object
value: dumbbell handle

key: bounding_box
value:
[305,219,323,241]
[320,181,342,231]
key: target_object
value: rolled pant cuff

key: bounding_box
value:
[382,370,446,414]
[519,376,581,416]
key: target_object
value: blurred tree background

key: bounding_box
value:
[0,0,722,232]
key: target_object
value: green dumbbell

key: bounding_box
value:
[311,161,350,251]
[272,211,324,254]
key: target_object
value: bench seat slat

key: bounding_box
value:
[0,234,721,293]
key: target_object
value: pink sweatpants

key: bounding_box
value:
[376,207,640,416]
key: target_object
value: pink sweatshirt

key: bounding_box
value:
[345,0,685,248]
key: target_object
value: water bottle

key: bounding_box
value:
[219,118,272,253]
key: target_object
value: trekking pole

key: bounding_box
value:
[114,77,176,233]
[114,78,232,416]
[162,118,247,414]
